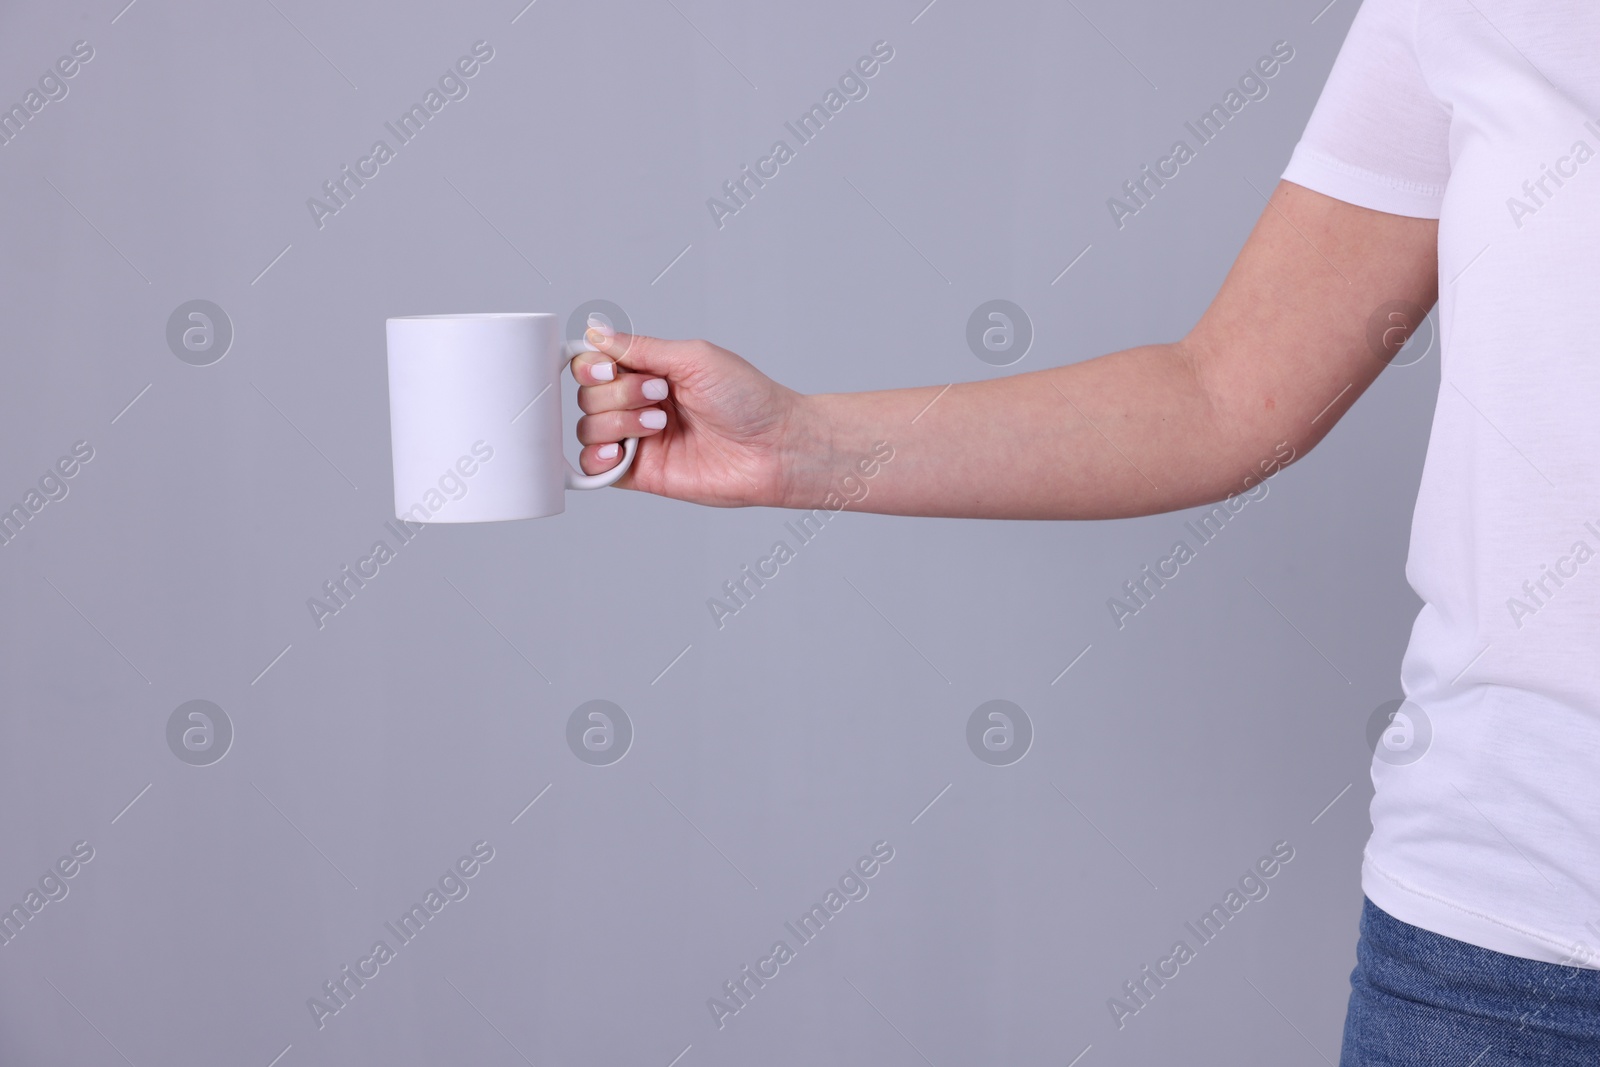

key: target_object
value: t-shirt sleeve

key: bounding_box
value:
[1281,0,1451,218]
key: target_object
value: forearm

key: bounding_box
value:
[780,341,1290,520]
[762,184,1446,521]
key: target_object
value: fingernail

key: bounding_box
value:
[642,377,669,401]
[640,409,667,430]
[597,442,619,460]
[586,315,615,338]
[584,327,607,348]
[590,360,615,382]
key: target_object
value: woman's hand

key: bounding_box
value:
[567,183,1439,521]
[572,185,1438,521]
[570,327,816,508]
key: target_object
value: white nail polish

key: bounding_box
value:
[586,314,615,338]
[642,377,669,400]
[597,443,619,460]
[640,409,667,430]
[591,360,615,382]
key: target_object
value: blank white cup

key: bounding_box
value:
[386,313,637,523]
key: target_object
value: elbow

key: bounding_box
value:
[1171,334,1307,505]
[1232,437,1300,501]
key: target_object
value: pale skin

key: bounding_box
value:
[569,181,1438,519]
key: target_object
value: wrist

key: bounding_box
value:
[773,393,840,510]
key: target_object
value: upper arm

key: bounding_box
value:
[1179,179,1438,466]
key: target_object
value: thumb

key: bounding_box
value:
[583,327,699,379]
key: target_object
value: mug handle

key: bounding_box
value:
[563,340,639,491]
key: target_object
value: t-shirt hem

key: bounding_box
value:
[1281,143,1445,219]
[1362,851,1596,969]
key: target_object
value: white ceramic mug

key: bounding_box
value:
[386,313,637,523]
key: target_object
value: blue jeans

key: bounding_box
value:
[1341,897,1600,1065]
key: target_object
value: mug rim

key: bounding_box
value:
[387,312,557,321]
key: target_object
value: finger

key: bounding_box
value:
[569,349,619,386]
[576,372,671,414]
[576,407,670,445]
[582,326,704,378]
[578,441,628,476]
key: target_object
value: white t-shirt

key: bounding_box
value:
[1281,0,1600,967]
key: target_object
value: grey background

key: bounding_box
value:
[0,0,1437,1064]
